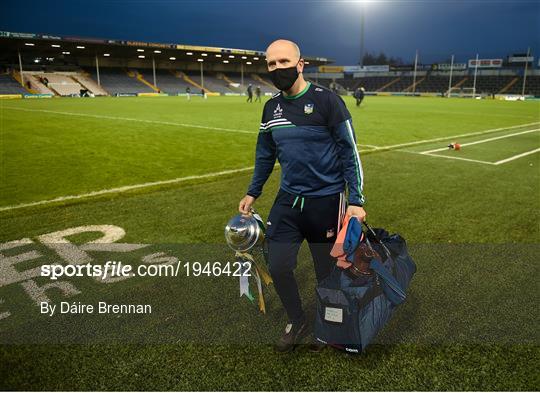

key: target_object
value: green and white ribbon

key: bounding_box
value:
[235,251,272,313]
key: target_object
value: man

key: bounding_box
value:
[246,83,253,103]
[238,39,366,352]
[354,86,365,107]
[186,86,191,100]
[255,85,262,102]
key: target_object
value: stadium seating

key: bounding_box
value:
[6,65,539,97]
[184,72,229,94]
[72,73,109,96]
[225,73,276,94]
[252,74,277,94]
[513,75,540,95]
[23,74,55,94]
[138,69,193,94]
[340,77,387,91]
[309,73,540,96]
[453,75,540,95]
[31,73,83,96]
[309,78,348,94]
[458,75,513,95]
[415,75,452,93]
[341,76,420,93]
[311,78,331,90]
[0,73,27,94]
[87,67,154,95]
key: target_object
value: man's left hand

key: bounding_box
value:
[346,205,366,222]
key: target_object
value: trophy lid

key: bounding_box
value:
[224,214,263,252]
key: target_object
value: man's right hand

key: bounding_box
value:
[239,195,256,214]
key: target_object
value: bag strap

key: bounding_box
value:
[370,258,406,305]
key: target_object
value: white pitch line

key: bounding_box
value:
[367,121,540,151]
[494,148,540,165]
[2,107,256,135]
[0,166,257,212]
[358,144,381,149]
[1,112,538,211]
[420,152,495,165]
[422,129,540,154]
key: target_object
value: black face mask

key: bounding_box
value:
[269,60,300,91]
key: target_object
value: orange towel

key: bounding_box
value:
[331,215,352,269]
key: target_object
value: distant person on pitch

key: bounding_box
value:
[186,86,191,100]
[255,85,262,102]
[246,83,253,103]
[238,39,366,353]
[354,86,365,107]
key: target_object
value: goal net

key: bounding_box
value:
[447,87,478,98]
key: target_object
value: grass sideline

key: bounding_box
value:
[0,95,539,390]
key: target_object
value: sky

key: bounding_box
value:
[1,0,539,65]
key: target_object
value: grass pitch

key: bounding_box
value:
[0,95,539,390]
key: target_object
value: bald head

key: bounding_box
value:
[265,39,303,72]
[266,39,300,59]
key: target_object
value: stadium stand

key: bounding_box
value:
[2,31,539,98]
[326,75,472,94]
[309,78,347,93]
[19,73,55,94]
[380,76,415,92]
[333,76,396,92]
[138,69,194,94]
[513,75,540,95]
[72,72,109,96]
[87,67,154,95]
[225,73,276,94]
[415,75,452,93]
[32,73,84,96]
[218,73,242,93]
[0,73,27,94]
[184,71,229,94]
[460,75,517,95]
[294,72,540,96]
[130,69,160,92]
[251,74,277,93]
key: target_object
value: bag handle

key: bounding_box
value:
[360,221,406,305]
[362,221,391,259]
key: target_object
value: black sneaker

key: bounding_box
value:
[274,319,309,353]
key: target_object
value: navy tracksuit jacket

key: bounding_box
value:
[246,82,366,325]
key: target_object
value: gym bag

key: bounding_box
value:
[314,222,416,354]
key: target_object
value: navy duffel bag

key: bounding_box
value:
[314,223,416,354]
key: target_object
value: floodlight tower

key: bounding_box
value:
[359,9,365,66]
[359,1,366,66]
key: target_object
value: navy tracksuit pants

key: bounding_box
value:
[266,189,346,325]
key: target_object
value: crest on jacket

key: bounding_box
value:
[304,103,314,114]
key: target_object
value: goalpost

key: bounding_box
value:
[446,86,479,98]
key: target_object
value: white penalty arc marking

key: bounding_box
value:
[2,107,256,135]
[421,129,540,154]
[0,166,259,212]
[494,147,540,165]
